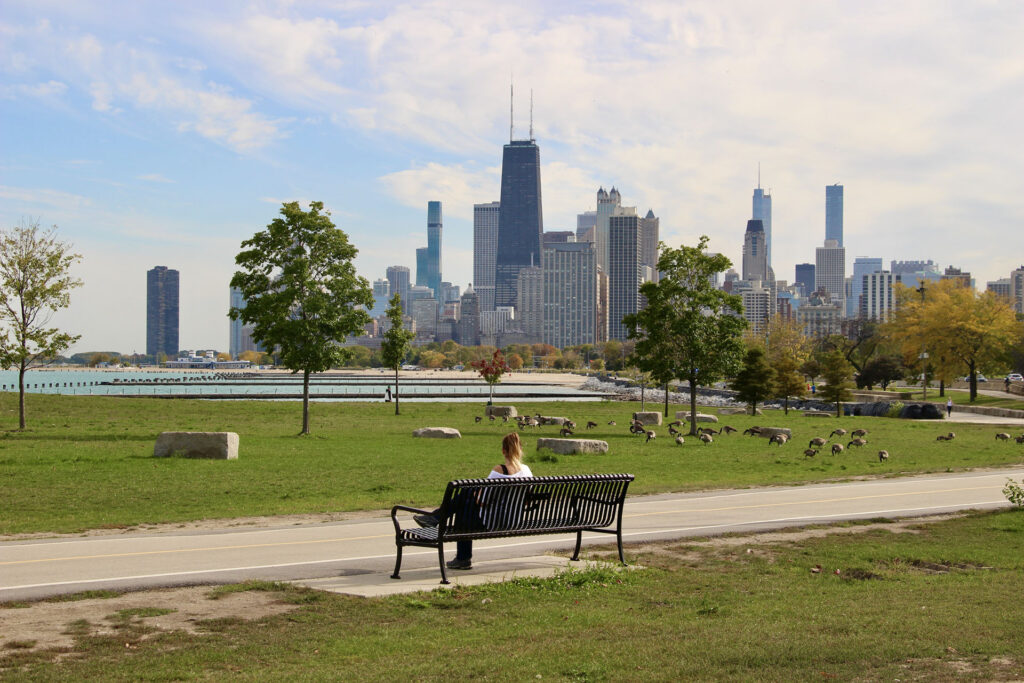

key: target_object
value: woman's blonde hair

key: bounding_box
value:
[501,432,523,467]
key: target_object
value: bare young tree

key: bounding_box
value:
[0,220,82,429]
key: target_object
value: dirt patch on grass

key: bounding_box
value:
[0,586,298,661]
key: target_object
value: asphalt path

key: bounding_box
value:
[2,467,1021,602]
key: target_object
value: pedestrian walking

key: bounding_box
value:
[946,398,953,417]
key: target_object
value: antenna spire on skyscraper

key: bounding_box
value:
[757,162,761,189]
[529,89,534,141]
[509,78,514,142]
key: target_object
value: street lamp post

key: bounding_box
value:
[917,282,927,401]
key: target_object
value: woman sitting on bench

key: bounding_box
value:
[414,432,533,570]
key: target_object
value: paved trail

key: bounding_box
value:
[3,467,1019,602]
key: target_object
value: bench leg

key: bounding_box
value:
[571,530,583,561]
[438,544,450,585]
[616,528,627,566]
[391,544,403,580]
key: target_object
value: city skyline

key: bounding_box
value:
[2,2,1023,352]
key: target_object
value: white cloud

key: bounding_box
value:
[137,173,174,183]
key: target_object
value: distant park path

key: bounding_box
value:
[1,467,1019,603]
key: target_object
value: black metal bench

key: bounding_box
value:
[390,474,634,584]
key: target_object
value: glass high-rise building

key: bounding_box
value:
[495,139,543,310]
[742,219,767,283]
[826,184,844,246]
[473,201,500,314]
[850,257,884,317]
[752,186,772,268]
[147,266,179,357]
[815,240,846,313]
[794,263,815,296]
[608,208,642,341]
[386,265,411,311]
[415,248,429,288]
[426,201,442,297]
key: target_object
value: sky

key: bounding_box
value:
[2,0,1023,354]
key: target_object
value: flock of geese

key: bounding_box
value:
[474,411,1024,460]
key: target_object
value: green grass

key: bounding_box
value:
[3,509,1023,680]
[2,393,1023,535]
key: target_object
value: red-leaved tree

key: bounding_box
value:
[471,350,512,405]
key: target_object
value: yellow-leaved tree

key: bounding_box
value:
[886,279,1022,401]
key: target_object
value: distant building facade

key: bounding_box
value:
[742,219,768,283]
[752,185,772,268]
[826,184,843,246]
[815,240,846,314]
[147,266,179,357]
[543,241,598,348]
[608,208,642,341]
[473,201,500,314]
[495,138,543,311]
[860,271,898,322]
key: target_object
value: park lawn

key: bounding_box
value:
[3,509,1023,680]
[2,393,1023,535]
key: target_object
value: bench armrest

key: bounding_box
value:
[391,504,435,534]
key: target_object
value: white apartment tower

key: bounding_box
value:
[815,239,846,314]
[473,201,500,315]
[543,242,598,348]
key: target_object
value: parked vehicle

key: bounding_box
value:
[1008,373,1023,382]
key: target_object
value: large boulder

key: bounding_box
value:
[719,406,763,416]
[678,412,719,423]
[632,411,662,426]
[750,427,792,440]
[486,406,518,418]
[898,403,943,420]
[539,416,569,426]
[802,411,835,418]
[154,432,239,459]
[536,438,609,455]
[412,427,462,438]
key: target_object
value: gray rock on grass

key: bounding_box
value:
[536,438,609,455]
[678,412,719,423]
[632,411,662,426]
[486,406,518,418]
[412,427,462,439]
[154,432,239,459]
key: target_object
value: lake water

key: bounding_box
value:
[0,369,610,402]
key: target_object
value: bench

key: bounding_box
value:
[390,474,634,584]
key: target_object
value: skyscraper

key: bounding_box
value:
[850,257,884,317]
[426,201,442,297]
[494,132,543,310]
[826,184,844,246]
[516,266,543,342]
[860,271,897,321]
[473,201,500,314]
[639,209,660,280]
[741,219,768,283]
[752,183,772,268]
[794,263,815,296]
[576,210,596,242]
[543,241,598,348]
[386,265,411,311]
[593,187,621,274]
[415,248,429,288]
[608,208,642,341]
[815,240,846,312]
[147,266,179,357]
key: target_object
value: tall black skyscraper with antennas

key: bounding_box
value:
[494,86,543,311]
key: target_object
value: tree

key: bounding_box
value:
[216,352,232,361]
[886,279,1022,401]
[471,350,511,406]
[0,221,82,429]
[506,352,524,370]
[857,355,904,390]
[730,347,776,415]
[379,294,413,415]
[624,236,746,436]
[230,201,372,434]
[239,350,261,364]
[772,354,807,415]
[818,349,855,417]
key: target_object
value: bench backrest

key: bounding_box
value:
[437,474,633,540]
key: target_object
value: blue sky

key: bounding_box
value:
[2,1,1023,354]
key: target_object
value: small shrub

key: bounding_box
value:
[886,401,904,418]
[1004,479,1024,508]
[526,451,559,464]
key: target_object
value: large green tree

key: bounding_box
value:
[818,349,856,418]
[730,346,776,415]
[230,201,372,434]
[379,294,415,415]
[624,236,746,436]
[0,220,82,429]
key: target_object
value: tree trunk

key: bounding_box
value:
[18,360,26,430]
[836,399,841,418]
[640,381,645,411]
[783,395,789,415]
[663,382,669,417]
[939,380,945,397]
[969,363,977,402]
[301,369,310,435]
[689,371,698,436]
[394,366,400,416]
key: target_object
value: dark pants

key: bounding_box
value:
[430,491,483,560]
[947,405,952,416]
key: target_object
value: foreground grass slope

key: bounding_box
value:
[2,394,1023,534]
[3,510,1023,680]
